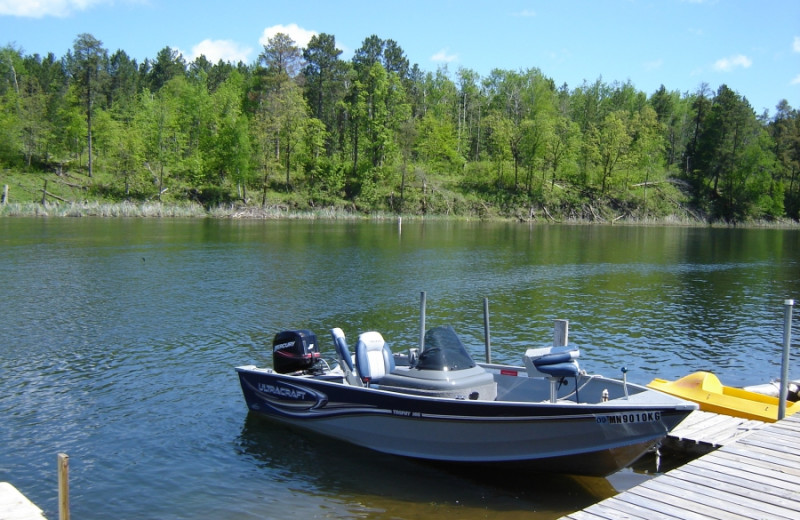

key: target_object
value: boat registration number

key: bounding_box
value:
[596,411,661,424]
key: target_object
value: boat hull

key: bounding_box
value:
[237,366,695,476]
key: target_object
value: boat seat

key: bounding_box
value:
[524,346,581,402]
[330,328,362,387]
[524,346,580,377]
[355,331,395,385]
[532,352,580,378]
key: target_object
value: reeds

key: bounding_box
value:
[2,201,796,227]
[0,201,207,218]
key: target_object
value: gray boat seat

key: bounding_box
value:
[524,346,581,403]
[524,346,580,378]
[330,328,362,386]
[355,331,395,385]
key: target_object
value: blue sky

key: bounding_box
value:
[1,0,798,116]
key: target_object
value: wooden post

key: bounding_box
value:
[2,184,7,205]
[779,299,795,420]
[41,180,48,205]
[58,453,69,520]
[554,319,569,347]
[483,297,491,363]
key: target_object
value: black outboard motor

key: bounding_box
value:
[272,329,321,374]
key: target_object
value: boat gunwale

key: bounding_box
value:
[236,364,698,415]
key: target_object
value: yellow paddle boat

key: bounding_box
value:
[647,371,800,423]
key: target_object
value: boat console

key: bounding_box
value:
[270,326,497,400]
[376,326,498,400]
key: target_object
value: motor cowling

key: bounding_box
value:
[272,329,320,374]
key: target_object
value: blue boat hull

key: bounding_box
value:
[236,365,695,476]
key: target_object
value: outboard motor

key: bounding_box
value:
[272,329,321,374]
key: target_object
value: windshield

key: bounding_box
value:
[416,326,476,371]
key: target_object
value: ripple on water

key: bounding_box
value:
[1,219,798,519]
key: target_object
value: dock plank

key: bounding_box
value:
[744,428,798,448]
[721,444,800,477]
[561,512,609,520]
[687,457,798,495]
[668,466,800,515]
[771,416,800,432]
[0,482,47,520]
[740,433,800,458]
[615,490,712,520]
[585,499,678,520]
[575,502,652,520]
[624,482,751,520]
[710,450,800,485]
[664,410,764,449]
[637,477,776,520]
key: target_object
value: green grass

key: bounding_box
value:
[2,166,797,227]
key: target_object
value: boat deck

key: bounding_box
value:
[560,413,800,520]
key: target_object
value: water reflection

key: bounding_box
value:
[237,413,620,519]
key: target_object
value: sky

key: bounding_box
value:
[1,0,798,117]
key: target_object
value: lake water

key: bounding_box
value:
[1,218,798,519]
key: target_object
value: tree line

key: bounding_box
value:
[1,32,798,222]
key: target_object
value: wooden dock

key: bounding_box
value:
[0,482,47,520]
[561,413,800,520]
[662,409,767,455]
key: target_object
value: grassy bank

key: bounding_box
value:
[2,168,798,227]
[6,199,798,228]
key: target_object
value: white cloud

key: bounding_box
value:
[0,0,108,17]
[793,36,800,53]
[259,23,317,49]
[712,54,752,72]
[187,39,252,64]
[514,9,536,17]
[431,48,458,64]
[791,74,800,85]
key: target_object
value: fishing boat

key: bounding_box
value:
[647,371,800,423]
[236,322,697,477]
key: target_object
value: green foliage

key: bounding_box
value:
[0,33,798,223]
[415,113,463,173]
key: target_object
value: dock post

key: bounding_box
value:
[58,453,69,520]
[553,319,569,347]
[419,291,426,351]
[779,299,795,420]
[483,298,491,363]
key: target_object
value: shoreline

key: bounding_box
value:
[1,200,799,229]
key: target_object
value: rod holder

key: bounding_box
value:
[621,367,629,400]
[483,297,491,363]
[419,291,426,352]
